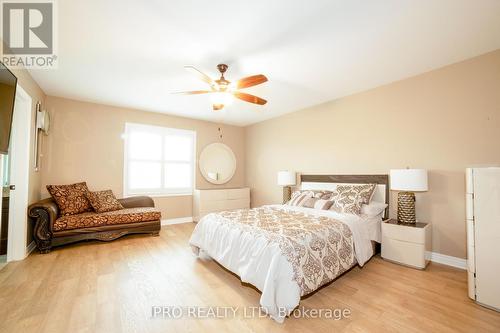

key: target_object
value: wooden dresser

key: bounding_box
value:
[193,188,250,222]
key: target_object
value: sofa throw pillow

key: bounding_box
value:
[46,182,93,216]
[329,184,377,215]
[86,190,124,213]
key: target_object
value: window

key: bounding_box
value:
[124,123,196,196]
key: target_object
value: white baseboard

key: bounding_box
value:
[26,241,37,256]
[161,217,193,225]
[426,251,466,270]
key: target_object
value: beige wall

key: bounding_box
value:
[41,96,246,219]
[245,49,500,259]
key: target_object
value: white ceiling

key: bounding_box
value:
[29,0,500,126]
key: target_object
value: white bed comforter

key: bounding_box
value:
[189,205,378,323]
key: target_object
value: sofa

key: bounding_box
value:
[28,196,161,253]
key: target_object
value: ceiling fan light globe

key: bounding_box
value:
[227,82,237,92]
[211,92,233,106]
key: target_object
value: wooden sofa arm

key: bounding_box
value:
[118,196,155,209]
[28,198,58,253]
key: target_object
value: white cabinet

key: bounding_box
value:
[193,188,250,222]
[466,167,500,311]
[381,220,431,269]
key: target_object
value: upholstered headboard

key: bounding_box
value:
[300,174,389,219]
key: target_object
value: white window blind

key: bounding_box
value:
[123,123,195,196]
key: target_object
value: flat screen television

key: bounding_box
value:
[0,61,17,155]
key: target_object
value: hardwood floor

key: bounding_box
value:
[0,222,499,333]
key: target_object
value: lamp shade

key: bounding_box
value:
[390,169,428,192]
[277,171,296,186]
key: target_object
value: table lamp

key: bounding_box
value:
[277,171,296,204]
[390,169,428,224]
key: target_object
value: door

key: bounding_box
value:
[474,167,500,310]
[6,84,32,262]
[1,155,10,258]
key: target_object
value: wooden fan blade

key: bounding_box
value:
[236,74,268,89]
[171,90,211,95]
[184,65,215,86]
[233,92,267,105]
[213,104,224,111]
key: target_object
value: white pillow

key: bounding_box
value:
[361,201,388,217]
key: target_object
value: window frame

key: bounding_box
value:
[123,122,196,197]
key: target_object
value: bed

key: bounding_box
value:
[189,174,389,322]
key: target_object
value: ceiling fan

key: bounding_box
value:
[174,64,268,111]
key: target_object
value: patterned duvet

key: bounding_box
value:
[217,207,356,295]
[189,205,373,323]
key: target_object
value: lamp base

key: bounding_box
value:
[397,192,416,224]
[282,186,292,204]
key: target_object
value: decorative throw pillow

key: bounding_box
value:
[290,190,333,199]
[86,190,124,213]
[287,191,313,206]
[313,199,334,210]
[304,190,333,199]
[329,184,377,215]
[301,197,333,210]
[46,182,93,216]
[301,197,318,208]
[320,191,336,201]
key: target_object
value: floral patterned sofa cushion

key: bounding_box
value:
[53,207,161,232]
[86,189,124,213]
[47,182,93,216]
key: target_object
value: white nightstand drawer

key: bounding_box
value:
[381,220,431,269]
[382,237,427,269]
[382,223,426,244]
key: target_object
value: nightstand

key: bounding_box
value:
[381,219,431,269]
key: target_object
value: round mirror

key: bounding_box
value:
[199,143,236,184]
